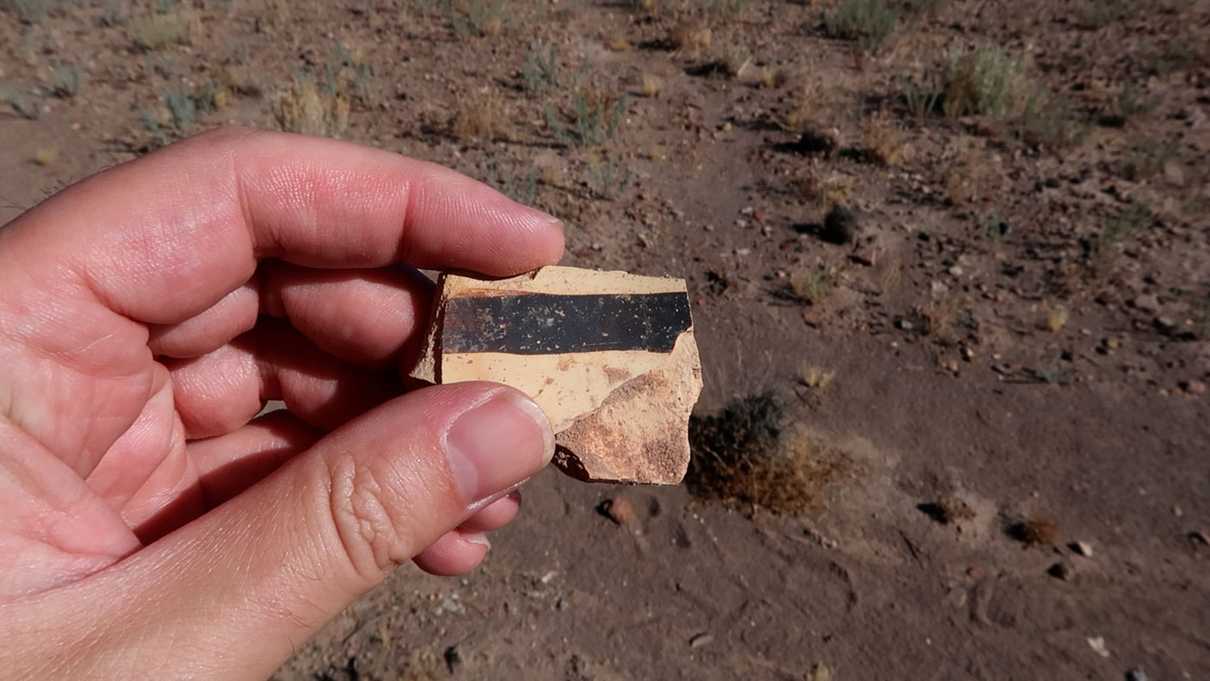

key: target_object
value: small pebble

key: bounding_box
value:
[1126,668,1149,681]
[689,633,714,649]
[600,497,637,527]
[1047,561,1073,580]
[1071,541,1094,557]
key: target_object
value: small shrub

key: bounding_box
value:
[825,0,898,52]
[521,42,560,93]
[545,89,627,147]
[688,394,844,515]
[2,0,54,23]
[584,153,632,200]
[704,0,748,18]
[443,0,507,38]
[1017,88,1087,149]
[638,73,664,98]
[668,21,712,53]
[899,74,943,119]
[274,78,350,138]
[797,363,835,391]
[1044,304,1069,333]
[1100,202,1155,248]
[781,82,827,133]
[942,140,996,205]
[1098,83,1156,127]
[50,64,80,98]
[1117,139,1179,182]
[1077,0,1138,29]
[789,269,833,305]
[1006,516,1060,546]
[861,112,909,165]
[32,145,58,166]
[0,85,40,120]
[942,47,1026,118]
[129,10,196,50]
[451,90,507,140]
[164,88,197,130]
[918,495,975,524]
[1142,42,1199,76]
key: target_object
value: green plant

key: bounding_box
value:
[1077,0,1138,29]
[943,47,1026,118]
[1117,139,1179,181]
[1017,87,1086,149]
[164,88,197,130]
[1095,202,1154,257]
[521,42,560,93]
[704,0,748,17]
[585,154,632,200]
[274,77,350,138]
[50,64,80,98]
[687,394,844,515]
[98,0,125,25]
[789,269,833,305]
[442,0,507,37]
[0,84,40,119]
[545,89,627,147]
[1099,83,1155,126]
[900,75,943,119]
[2,0,55,23]
[129,10,195,50]
[825,0,898,51]
[1144,42,1199,76]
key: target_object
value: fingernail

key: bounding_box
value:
[447,392,553,507]
[463,532,491,549]
[465,476,531,515]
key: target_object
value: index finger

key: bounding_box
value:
[1,127,564,325]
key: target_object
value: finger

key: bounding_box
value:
[459,490,521,533]
[104,411,319,546]
[5,127,564,328]
[168,321,398,438]
[147,282,260,359]
[148,264,435,366]
[259,261,434,367]
[189,410,320,506]
[22,382,553,679]
[412,531,491,577]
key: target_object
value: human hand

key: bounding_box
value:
[0,128,563,679]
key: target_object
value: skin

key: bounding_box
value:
[0,128,565,680]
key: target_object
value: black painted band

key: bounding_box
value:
[442,291,691,355]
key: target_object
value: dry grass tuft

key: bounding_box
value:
[942,47,1028,118]
[789,268,834,305]
[451,90,507,140]
[639,73,664,98]
[273,79,349,138]
[1044,304,1069,333]
[918,495,976,524]
[861,111,909,165]
[32,146,58,166]
[1007,516,1060,546]
[688,394,845,515]
[942,138,997,206]
[669,21,712,53]
[129,10,198,51]
[798,363,836,391]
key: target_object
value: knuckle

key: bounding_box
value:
[322,454,420,582]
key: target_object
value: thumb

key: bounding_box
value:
[21,382,553,680]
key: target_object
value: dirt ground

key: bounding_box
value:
[3,0,1209,678]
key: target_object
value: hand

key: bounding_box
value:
[0,128,563,679]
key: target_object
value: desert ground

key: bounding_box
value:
[2,0,1208,679]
